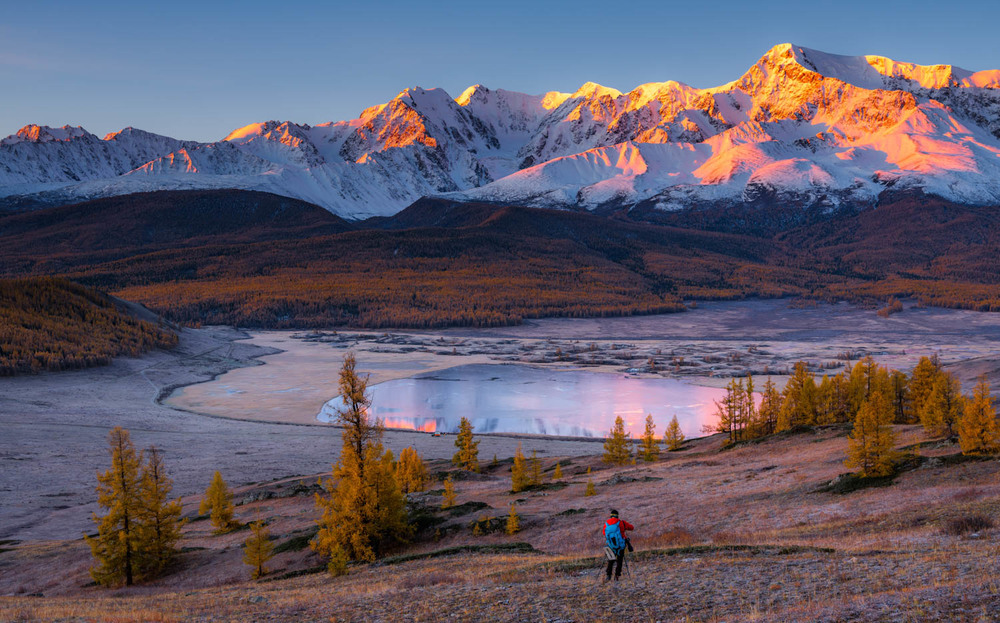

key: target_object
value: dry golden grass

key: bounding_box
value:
[3,426,1000,621]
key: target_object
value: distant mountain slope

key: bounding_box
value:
[0,189,352,274]
[2,189,999,328]
[3,44,1000,218]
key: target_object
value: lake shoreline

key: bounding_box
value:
[165,299,1000,434]
[163,330,732,431]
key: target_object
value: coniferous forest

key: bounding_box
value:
[2,190,1000,329]
[0,277,177,375]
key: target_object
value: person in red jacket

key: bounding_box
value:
[603,509,634,581]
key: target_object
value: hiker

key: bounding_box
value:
[603,509,634,581]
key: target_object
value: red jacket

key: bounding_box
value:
[604,517,634,534]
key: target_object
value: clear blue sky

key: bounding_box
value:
[3,0,999,142]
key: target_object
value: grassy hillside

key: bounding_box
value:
[1,426,996,621]
[0,277,177,375]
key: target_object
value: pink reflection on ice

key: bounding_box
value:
[318,364,726,439]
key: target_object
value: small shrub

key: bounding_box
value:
[442,477,457,509]
[506,504,520,535]
[943,515,994,536]
[951,487,985,502]
[470,515,506,535]
[819,472,895,494]
[407,503,447,536]
[445,501,491,517]
[273,527,319,554]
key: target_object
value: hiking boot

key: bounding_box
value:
[603,575,611,583]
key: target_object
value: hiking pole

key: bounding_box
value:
[624,539,635,584]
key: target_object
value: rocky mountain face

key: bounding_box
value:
[3,43,1000,219]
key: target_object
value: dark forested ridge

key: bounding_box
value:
[0,189,353,274]
[0,277,178,375]
[1,190,999,329]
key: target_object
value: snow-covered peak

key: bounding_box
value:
[392,86,455,109]
[571,81,623,100]
[541,90,573,110]
[455,84,489,106]
[2,124,93,146]
[5,43,1000,218]
[756,43,1000,92]
[223,120,311,145]
[455,84,571,112]
[102,127,187,144]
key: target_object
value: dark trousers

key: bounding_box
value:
[606,549,624,579]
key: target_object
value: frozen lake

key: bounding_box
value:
[166,300,1000,432]
[318,364,724,438]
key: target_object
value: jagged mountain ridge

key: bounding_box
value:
[3,43,1000,218]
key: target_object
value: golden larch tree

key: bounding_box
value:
[756,377,783,436]
[314,443,412,565]
[528,450,542,486]
[743,375,757,436]
[313,354,412,570]
[452,417,480,472]
[136,446,184,579]
[334,352,379,473]
[918,372,964,438]
[958,379,1000,455]
[815,372,851,426]
[845,392,897,477]
[243,519,274,580]
[908,355,941,416]
[713,378,742,442]
[86,427,144,587]
[847,356,891,413]
[663,415,685,451]
[506,503,520,535]
[889,370,912,423]
[395,446,427,494]
[510,442,529,493]
[603,416,631,465]
[552,462,563,481]
[640,414,660,462]
[441,475,457,508]
[199,471,235,533]
[779,362,818,430]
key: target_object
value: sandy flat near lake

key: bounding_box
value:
[166,331,499,425]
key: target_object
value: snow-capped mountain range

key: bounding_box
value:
[4,43,1000,219]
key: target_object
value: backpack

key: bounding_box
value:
[605,520,626,552]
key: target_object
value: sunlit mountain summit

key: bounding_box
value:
[3,44,1000,218]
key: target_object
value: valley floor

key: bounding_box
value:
[2,301,1000,621]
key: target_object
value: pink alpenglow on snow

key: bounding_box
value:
[3,44,1000,218]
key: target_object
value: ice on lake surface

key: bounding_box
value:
[318,364,725,438]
